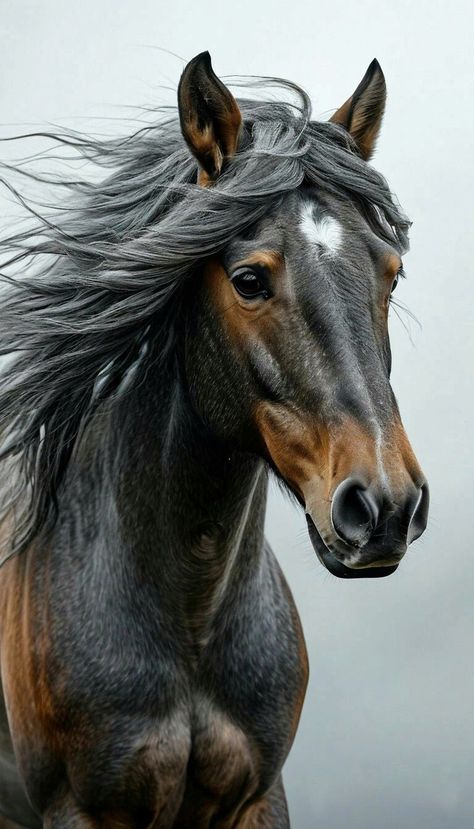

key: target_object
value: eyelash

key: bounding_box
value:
[390,266,405,295]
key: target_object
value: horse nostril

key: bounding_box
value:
[331,477,380,548]
[407,482,430,544]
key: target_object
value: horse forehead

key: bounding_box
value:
[297,199,344,257]
[290,195,384,286]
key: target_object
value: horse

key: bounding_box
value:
[0,51,429,828]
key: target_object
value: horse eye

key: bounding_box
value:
[231,269,270,300]
[391,266,404,294]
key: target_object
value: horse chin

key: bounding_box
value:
[306,515,399,580]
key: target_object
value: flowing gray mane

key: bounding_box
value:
[0,78,410,554]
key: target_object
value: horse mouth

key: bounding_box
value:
[306,515,399,579]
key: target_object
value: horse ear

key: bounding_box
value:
[330,59,386,161]
[178,51,242,186]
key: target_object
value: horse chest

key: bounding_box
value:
[68,702,260,828]
[0,541,305,826]
[190,697,259,797]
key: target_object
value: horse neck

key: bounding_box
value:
[80,354,268,636]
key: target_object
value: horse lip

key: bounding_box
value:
[305,514,399,580]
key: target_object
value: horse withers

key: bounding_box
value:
[0,53,428,828]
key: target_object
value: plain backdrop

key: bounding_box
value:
[1,1,473,827]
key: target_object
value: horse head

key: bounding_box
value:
[179,52,428,578]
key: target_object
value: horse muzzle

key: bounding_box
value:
[306,478,430,579]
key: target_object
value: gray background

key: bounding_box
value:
[1,1,473,826]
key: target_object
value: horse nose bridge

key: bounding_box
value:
[325,415,388,488]
[372,415,425,496]
[335,364,393,425]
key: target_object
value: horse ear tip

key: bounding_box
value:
[180,52,214,91]
[190,51,213,70]
[369,58,385,80]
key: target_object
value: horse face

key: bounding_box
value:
[198,190,428,577]
[180,53,428,578]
